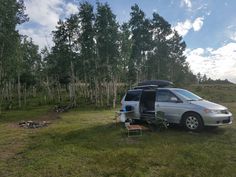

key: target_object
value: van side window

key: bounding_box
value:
[156,90,178,102]
[125,90,142,101]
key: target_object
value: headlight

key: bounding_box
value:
[203,109,222,114]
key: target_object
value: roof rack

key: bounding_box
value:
[133,80,173,90]
[133,85,159,90]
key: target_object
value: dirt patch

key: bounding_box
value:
[2,111,61,161]
[0,140,26,161]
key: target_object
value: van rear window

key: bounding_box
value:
[125,90,142,101]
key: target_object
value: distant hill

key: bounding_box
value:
[201,79,234,85]
[196,73,235,85]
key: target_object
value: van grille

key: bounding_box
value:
[222,118,230,123]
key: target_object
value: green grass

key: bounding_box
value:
[0,105,51,123]
[186,84,236,103]
[0,102,236,177]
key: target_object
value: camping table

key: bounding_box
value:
[114,110,134,126]
[126,125,142,137]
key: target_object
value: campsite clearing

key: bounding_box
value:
[0,103,236,177]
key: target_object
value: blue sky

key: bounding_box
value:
[19,0,236,83]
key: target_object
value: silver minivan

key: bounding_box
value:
[121,86,233,131]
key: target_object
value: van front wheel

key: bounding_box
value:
[183,113,203,131]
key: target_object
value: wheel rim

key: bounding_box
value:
[186,116,199,130]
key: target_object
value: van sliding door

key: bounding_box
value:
[155,90,182,123]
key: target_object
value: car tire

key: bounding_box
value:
[183,113,203,131]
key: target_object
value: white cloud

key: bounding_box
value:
[190,48,204,55]
[206,11,211,16]
[24,0,64,32]
[174,17,204,37]
[20,28,53,49]
[181,0,192,9]
[174,20,192,36]
[192,17,204,31]
[196,3,207,11]
[186,43,236,83]
[66,3,79,16]
[153,9,157,13]
[18,0,78,49]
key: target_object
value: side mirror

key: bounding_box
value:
[170,97,178,102]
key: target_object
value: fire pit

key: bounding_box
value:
[19,120,50,129]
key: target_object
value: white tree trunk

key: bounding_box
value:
[46,76,52,101]
[24,84,27,106]
[106,82,110,106]
[112,79,117,109]
[70,61,76,107]
[17,73,21,108]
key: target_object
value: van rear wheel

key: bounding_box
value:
[183,113,203,131]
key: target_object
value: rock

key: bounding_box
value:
[53,104,74,113]
[19,121,26,126]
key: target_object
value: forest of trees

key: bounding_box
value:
[0,0,198,111]
[196,73,234,85]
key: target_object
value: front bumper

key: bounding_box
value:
[203,112,233,126]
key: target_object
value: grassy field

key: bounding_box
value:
[186,84,236,103]
[0,85,236,177]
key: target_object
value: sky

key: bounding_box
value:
[18,0,236,83]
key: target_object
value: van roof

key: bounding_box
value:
[138,80,173,87]
[133,80,173,90]
[133,85,162,90]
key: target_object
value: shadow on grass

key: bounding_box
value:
[167,123,228,134]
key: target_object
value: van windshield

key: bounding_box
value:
[174,89,202,101]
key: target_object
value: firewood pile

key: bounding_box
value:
[19,120,50,129]
[53,105,73,113]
